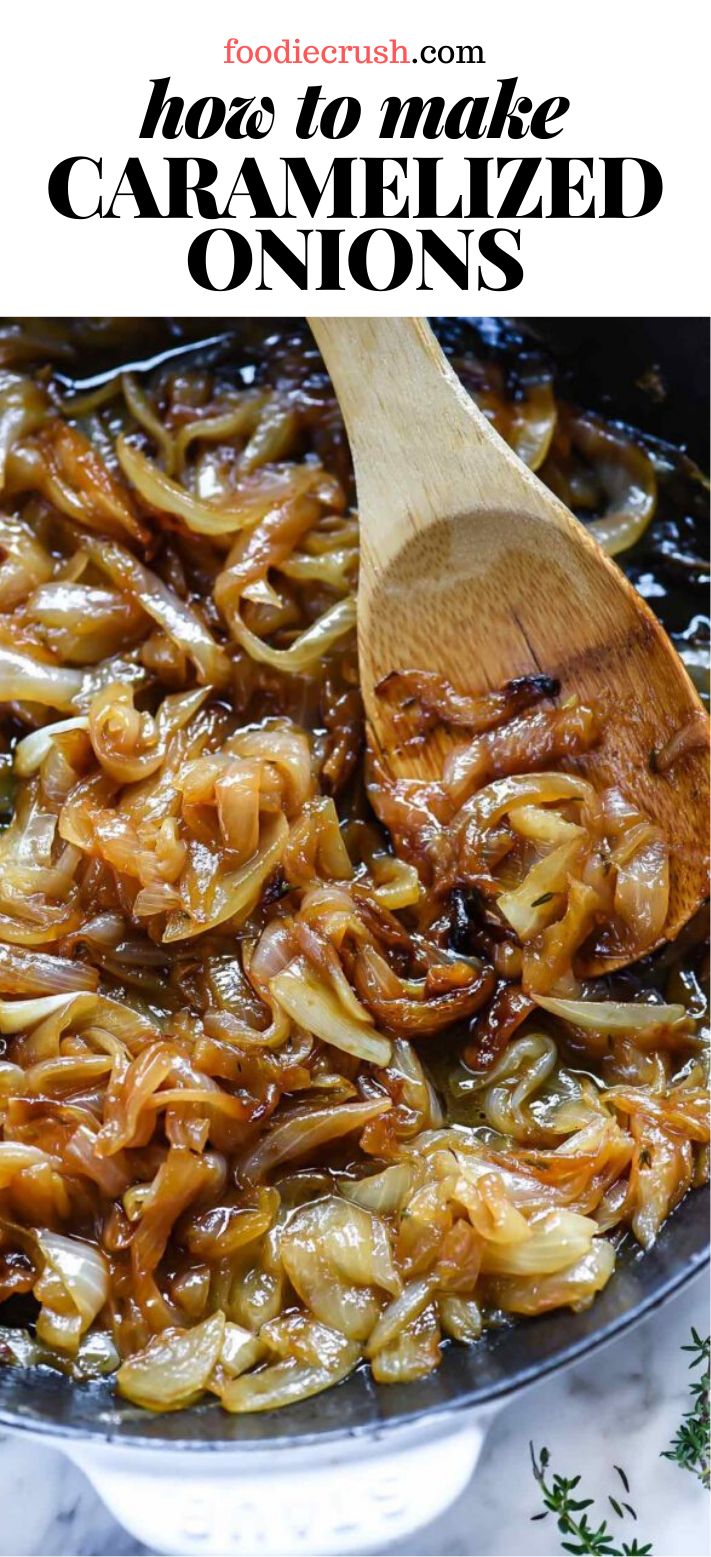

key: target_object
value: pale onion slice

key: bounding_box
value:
[0,644,85,710]
[0,991,96,1034]
[117,436,321,537]
[271,957,392,1067]
[497,837,583,942]
[116,1311,226,1411]
[35,1231,109,1354]
[121,374,175,473]
[613,830,669,947]
[218,1324,359,1413]
[237,395,300,474]
[239,1097,391,1182]
[532,994,687,1033]
[0,1062,24,1096]
[0,371,48,488]
[364,1276,436,1358]
[0,1141,56,1186]
[280,1196,400,1342]
[36,1231,109,1326]
[479,1209,599,1276]
[89,684,208,785]
[73,1329,121,1378]
[26,582,146,665]
[0,513,53,609]
[445,1163,532,1247]
[279,545,358,593]
[487,1239,615,1315]
[509,804,583,847]
[339,1162,414,1216]
[173,391,268,472]
[438,1294,483,1343]
[0,943,97,996]
[219,1322,264,1379]
[370,1304,441,1384]
[388,1037,444,1132]
[0,1329,53,1369]
[298,795,354,880]
[118,437,254,536]
[232,595,356,676]
[14,717,89,777]
[463,772,595,841]
[477,1033,559,1140]
[241,576,284,609]
[369,855,421,910]
[228,724,313,814]
[569,414,657,557]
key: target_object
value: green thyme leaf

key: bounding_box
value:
[530,1445,652,1556]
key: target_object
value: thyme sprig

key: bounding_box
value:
[530,1330,709,1553]
[661,1329,710,1488]
[530,1445,652,1556]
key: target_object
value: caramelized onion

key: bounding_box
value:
[353,946,495,1037]
[0,324,704,1418]
[0,514,53,610]
[239,1097,391,1182]
[117,436,324,538]
[7,420,147,544]
[232,595,356,675]
[34,1232,109,1355]
[80,534,231,687]
[117,1311,225,1411]
[0,644,85,710]
[218,1319,359,1413]
[533,994,688,1034]
[377,670,559,735]
[280,1196,399,1340]
[569,413,657,557]
[271,957,391,1066]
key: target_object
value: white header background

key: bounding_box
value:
[1,0,708,315]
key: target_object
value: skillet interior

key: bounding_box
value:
[0,315,708,1448]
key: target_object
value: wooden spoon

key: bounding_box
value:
[308,316,710,968]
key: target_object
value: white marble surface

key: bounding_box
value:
[0,1271,707,1557]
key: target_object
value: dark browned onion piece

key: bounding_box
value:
[376,669,559,735]
[353,944,495,1036]
[463,981,534,1071]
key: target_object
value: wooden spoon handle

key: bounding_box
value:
[308,317,560,577]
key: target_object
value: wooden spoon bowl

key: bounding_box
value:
[309,317,710,968]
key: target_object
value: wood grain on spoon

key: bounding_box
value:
[308,316,710,969]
